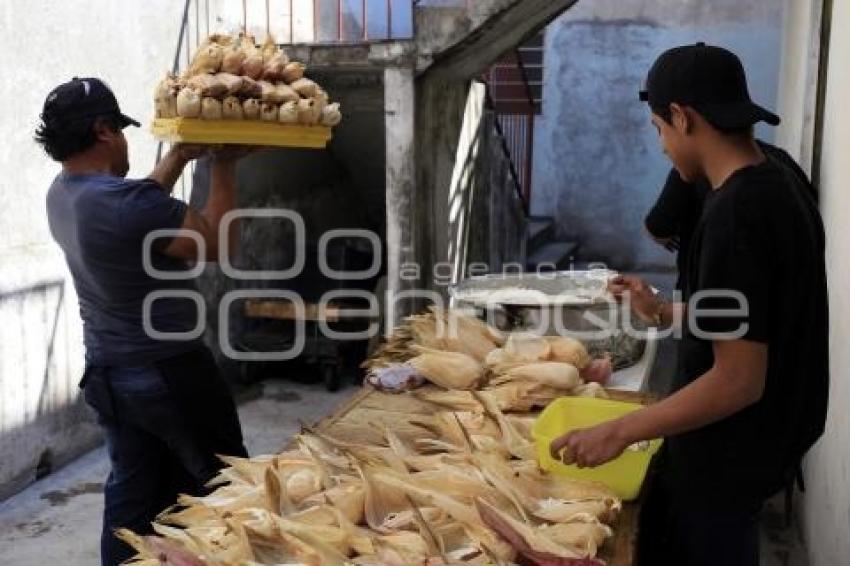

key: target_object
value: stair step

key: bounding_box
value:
[526,241,579,271]
[526,216,555,253]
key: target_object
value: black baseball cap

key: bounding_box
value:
[41,77,140,128]
[639,42,780,129]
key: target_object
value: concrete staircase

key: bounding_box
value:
[526,216,579,271]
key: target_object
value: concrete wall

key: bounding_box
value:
[777,2,850,564]
[531,0,785,270]
[0,0,186,498]
[774,0,823,177]
[189,71,386,363]
[415,77,526,298]
[414,75,470,293]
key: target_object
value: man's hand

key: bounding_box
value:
[172,143,209,163]
[148,144,208,192]
[608,275,660,324]
[549,419,631,468]
[210,144,258,164]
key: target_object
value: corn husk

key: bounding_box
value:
[222,95,243,119]
[221,37,246,74]
[276,83,300,103]
[257,80,277,103]
[503,332,551,362]
[291,77,319,98]
[473,391,535,460]
[408,348,483,390]
[413,389,483,412]
[482,381,562,412]
[236,75,262,98]
[490,362,582,391]
[546,336,591,369]
[175,87,202,118]
[242,98,261,120]
[123,303,627,566]
[572,381,610,399]
[359,464,411,533]
[282,61,307,83]
[533,499,620,524]
[278,100,299,124]
[261,35,280,63]
[240,34,264,79]
[408,309,499,362]
[214,71,244,95]
[475,498,584,560]
[187,42,224,75]
[200,97,222,119]
[187,73,227,98]
[321,102,343,127]
[263,53,291,81]
[153,73,179,119]
[260,101,279,122]
[297,97,322,125]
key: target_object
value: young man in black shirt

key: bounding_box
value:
[549,43,829,565]
[645,142,815,291]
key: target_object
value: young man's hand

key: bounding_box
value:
[549,419,631,468]
[608,275,660,325]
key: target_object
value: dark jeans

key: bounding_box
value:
[82,347,247,566]
[637,460,761,566]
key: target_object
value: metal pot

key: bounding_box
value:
[448,271,646,370]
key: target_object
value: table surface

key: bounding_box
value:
[303,385,643,566]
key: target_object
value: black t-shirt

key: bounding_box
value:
[645,168,709,289]
[667,158,829,505]
[645,141,816,290]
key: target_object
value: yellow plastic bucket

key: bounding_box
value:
[532,396,663,501]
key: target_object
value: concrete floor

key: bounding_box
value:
[0,335,811,565]
[0,378,356,565]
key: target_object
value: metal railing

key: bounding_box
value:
[214,0,418,45]
[484,49,536,213]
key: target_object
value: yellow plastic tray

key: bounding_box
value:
[151,118,332,149]
[532,396,663,501]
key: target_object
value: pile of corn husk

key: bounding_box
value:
[154,33,341,126]
[364,308,611,409]
[120,308,623,564]
[119,409,621,565]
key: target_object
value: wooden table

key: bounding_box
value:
[300,385,642,566]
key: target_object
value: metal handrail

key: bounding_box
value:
[155,0,192,166]
[513,48,537,109]
[485,89,529,216]
[483,49,537,215]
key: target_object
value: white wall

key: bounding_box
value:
[774,0,822,175]
[776,1,850,564]
[0,0,185,497]
[799,1,850,562]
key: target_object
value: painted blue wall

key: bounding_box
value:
[531,3,784,270]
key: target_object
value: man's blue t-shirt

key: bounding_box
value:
[47,172,202,366]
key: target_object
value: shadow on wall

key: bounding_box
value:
[0,280,101,501]
[532,9,783,271]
